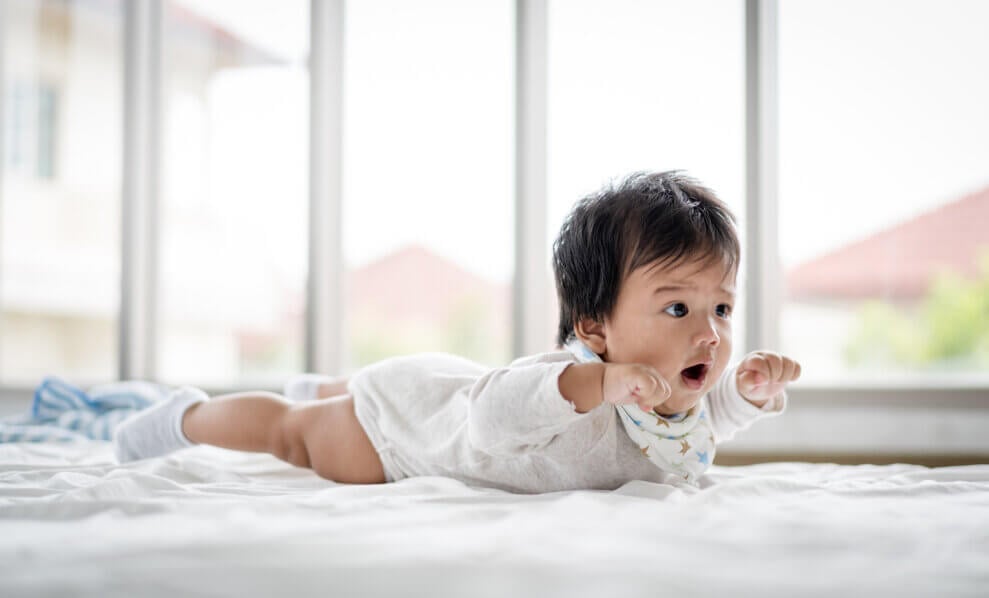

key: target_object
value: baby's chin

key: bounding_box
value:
[653,394,701,416]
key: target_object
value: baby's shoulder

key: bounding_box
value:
[505,350,575,369]
[354,350,575,381]
[360,352,487,375]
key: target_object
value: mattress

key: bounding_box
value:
[1,441,987,597]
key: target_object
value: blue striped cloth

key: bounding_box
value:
[0,377,168,443]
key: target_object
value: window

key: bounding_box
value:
[779,0,989,385]
[0,0,122,385]
[547,0,747,360]
[35,85,56,179]
[342,0,514,370]
[157,0,310,386]
[4,81,57,179]
[1,0,985,413]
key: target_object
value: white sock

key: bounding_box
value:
[283,373,339,401]
[113,386,208,463]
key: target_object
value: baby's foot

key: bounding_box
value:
[283,374,340,401]
[113,386,207,462]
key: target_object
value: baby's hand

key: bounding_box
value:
[736,351,801,405]
[602,363,672,413]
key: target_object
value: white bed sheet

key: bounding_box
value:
[1,441,987,597]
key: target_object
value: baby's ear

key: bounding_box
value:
[574,318,607,355]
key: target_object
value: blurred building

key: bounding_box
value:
[784,185,989,377]
[0,0,282,383]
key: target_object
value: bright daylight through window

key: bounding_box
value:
[157,0,309,386]
[342,0,514,371]
[0,0,986,392]
[1,0,122,385]
[546,0,747,365]
[778,0,989,386]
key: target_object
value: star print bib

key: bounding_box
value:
[564,339,716,484]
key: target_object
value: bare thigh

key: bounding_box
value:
[285,394,386,484]
[316,377,350,399]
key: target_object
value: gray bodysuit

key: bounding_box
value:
[348,351,784,493]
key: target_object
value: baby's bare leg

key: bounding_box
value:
[283,375,350,401]
[315,377,349,399]
[182,392,385,484]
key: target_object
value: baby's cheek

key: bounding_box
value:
[704,360,730,393]
[719,326,733,355]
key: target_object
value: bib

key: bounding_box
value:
[564,339,715,484]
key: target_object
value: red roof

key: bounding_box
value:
[786,185,989,301]
[166,2,282,65]
[346,245,510,326]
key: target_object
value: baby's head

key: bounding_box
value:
[553,171,740,414]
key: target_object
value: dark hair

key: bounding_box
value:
[552,170,740,347]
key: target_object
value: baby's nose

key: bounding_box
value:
[694,320,720,346]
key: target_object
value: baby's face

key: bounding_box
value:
[598,257,735,415]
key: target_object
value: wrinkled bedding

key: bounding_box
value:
[1,441,987,597]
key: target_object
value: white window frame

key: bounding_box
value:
[120,0,160,381]
[306,0,344,376]
[738,0,988,458]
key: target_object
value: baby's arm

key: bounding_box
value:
[465,361,584,456]
[707,351,799,443]
[558,362,671,413]
[466,361,670,456]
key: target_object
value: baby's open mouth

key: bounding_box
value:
[680,362,710,390]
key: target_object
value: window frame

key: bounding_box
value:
[0,0,982,419]
[740,0,987,457]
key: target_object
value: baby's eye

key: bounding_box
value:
[664,303,688,318]
[716,304,733,319]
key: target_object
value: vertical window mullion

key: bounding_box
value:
[514,0,550,357]
[121,0,161,381]
[745,0,781,353]
[307,0,345,374]
[0,4,5,376]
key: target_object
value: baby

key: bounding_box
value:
[114,171,800,492]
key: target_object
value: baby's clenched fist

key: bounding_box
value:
[602,363,672,413]
[736,351,801,405]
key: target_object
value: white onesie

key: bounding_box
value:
[347,351,785,494]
